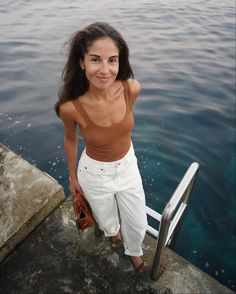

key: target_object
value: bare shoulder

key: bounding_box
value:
[59,100,87,128]
[127,79,141,98]
[59,100,80,125]
[59,101,75,121]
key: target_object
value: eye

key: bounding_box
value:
[109,57,118,64]
[91,57,100,64]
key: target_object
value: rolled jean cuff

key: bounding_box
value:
[102,224,120,238]
[124,248,143,257]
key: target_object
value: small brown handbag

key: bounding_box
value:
[72,192,95,231]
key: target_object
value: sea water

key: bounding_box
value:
[0,0,235,290]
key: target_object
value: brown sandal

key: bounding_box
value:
[136,261,149,273]
[131,259,149,274]
[110,238,125,256]
[111,238,124,249]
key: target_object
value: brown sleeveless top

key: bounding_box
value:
[72,81,135,162]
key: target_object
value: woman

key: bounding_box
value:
[55,22,148,273]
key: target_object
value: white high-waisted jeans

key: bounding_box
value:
[77,143,147,256]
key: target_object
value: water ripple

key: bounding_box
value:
[0,0,235,289]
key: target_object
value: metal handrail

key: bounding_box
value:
[146,162,199,280]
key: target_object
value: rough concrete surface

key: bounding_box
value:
[0,143,65,263]
[0,198,234,294]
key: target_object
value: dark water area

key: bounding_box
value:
[0,0,235,290]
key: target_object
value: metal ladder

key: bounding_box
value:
[146,162,199,280]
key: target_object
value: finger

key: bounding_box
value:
[78,185,84,195]
[75,188,83,198]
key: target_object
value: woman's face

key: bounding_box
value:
[80,37,119,90]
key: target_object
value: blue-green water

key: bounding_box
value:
[0,0,235,290]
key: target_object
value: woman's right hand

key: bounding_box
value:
[69,177,83,198]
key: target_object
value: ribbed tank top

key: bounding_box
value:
[72,81,135,162]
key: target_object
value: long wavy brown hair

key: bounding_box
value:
[55,22,134,116]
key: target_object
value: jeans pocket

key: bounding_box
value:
[78,162,104,187]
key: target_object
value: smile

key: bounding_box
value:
[96,76,111,83]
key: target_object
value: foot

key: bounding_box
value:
[130,256,148,273]
[110,232,125,256]
[111,232,123,248]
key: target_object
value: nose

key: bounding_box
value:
[100,61,109,74]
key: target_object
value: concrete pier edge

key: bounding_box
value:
[0,143,65,263]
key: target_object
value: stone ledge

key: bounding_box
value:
[0,143,65,263]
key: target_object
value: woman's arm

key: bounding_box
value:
[60,103,83,195]
[63,118,78,181]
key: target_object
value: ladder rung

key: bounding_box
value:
[147,225,159,238]
[146,206,162,221]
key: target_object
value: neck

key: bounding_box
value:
[87,85,112,102]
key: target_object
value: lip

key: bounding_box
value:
[96,76,111,83]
